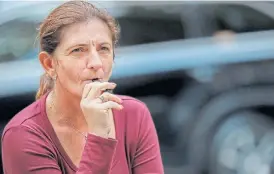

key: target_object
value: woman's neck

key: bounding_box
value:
[49,86,87,129]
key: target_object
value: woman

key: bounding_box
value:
[1,1,164,173]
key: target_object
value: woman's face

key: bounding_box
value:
[53,18,114,97]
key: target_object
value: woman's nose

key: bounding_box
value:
[86,52,103,70]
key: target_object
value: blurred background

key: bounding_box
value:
[2,1,274,174]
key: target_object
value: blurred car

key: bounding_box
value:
[2,1,274,174]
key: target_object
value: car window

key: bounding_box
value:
[214,4,274,33]
[116,5,185,46]
[0,2,186,63]
[0,17,39,63]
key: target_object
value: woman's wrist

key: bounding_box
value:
[88,127,110,139]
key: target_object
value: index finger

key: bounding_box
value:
[87,81,116,99]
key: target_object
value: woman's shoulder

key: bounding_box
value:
[116,95,152,127]
[2,98,45,138]
[116,95,158,152]
[117,95,148,113]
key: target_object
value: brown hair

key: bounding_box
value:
[35,0,120,100]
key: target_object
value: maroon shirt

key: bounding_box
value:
[1,93,164,174]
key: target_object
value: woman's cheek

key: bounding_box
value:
[104,63,113,79]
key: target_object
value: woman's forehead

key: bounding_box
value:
[60,19,112,47]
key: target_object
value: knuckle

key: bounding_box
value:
[105,92,111,98]
[98,82,106,87]
[86,82,93,88]
[93,82,101,87]
[92,84,99,90]
[80,101,87,109]
[101,92,110,99]
[107,101,115,105]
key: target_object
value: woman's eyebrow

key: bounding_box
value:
[65,42,90,51]
[100,42,112,47]
[65,40,112,51]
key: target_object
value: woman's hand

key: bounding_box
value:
[80,81,123,138]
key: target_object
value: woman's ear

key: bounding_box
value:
[39,51,55,78]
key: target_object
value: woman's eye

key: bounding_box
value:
[101,47,110,51]
[72,47,85,53]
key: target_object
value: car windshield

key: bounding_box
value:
[2,1,274,63]
[0,17,40,63]
[0,1,186,63]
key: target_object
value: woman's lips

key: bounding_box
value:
[84,78,101,83]
[83,79,113,93]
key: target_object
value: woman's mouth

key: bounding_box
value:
[91,78,101,82]
[84,78,102,84]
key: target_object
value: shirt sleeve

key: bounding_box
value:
[132,105,164,174]
[1,125,117,174]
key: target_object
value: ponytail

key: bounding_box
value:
[35,73,54,100]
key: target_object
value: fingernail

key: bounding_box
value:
[111,83,116,86]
